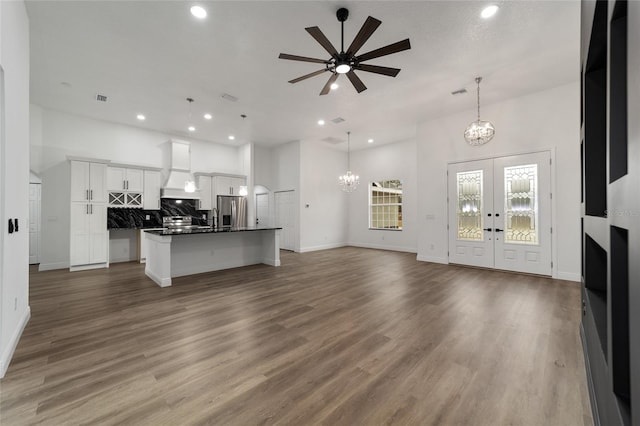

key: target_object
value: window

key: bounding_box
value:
[369,180,402,230]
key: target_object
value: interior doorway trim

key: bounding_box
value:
[447,149,558,278]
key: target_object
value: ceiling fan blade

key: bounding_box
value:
[319,73,339,96]
[346,71,367,93]
[346,16,382,56]
[355,64,401,77]
[356,38,411,62]
[305,26,339,57]
[279,53,330,64]
[289,69,329,84]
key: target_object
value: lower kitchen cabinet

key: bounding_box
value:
[70,202,108,268]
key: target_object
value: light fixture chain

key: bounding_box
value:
[347,131,351,169]
[476,78,481,121]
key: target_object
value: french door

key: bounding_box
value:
[448,151,552,276]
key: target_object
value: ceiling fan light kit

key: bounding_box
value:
[279,8,411,95]
[464,77,495,146]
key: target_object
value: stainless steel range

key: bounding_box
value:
[162,216,211,232]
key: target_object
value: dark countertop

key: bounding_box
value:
[145,226,281,236]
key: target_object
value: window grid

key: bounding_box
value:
[370,180,403,230]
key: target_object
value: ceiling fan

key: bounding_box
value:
[279,8,411,95]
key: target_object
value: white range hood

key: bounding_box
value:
[161,140,201,199]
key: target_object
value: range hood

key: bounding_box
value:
[161,140,201,199]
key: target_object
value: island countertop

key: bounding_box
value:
[144,226,281,236]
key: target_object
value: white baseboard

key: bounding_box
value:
[145,269,171,288]
[555,271,581,282]
[347,242,417,253]
[263,258,281,266]
[416,254,448,264]
[0,306,31,378]
[69,263,108,272]
[38,261,69,271]
[298,242,347,253]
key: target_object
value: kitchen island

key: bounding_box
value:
[144,227,280,287]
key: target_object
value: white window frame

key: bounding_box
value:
[369,180,403,231]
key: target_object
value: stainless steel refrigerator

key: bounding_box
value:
[216,195,247,228]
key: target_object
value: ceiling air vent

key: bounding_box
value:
[451,88,467,95]
[322,136,344,145]
[331,117,345,124]
[95,94,108,102]
[221,93,238,102]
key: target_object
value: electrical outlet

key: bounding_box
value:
[145,215,150,220]
[430,244,435,250]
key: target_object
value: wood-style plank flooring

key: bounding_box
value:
[1,247,592,425]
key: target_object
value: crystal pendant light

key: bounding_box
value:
[339,131,360,192]
[464,77,495,146]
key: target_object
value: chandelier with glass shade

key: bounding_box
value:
[339,131,360,192]
[464,77,495,146]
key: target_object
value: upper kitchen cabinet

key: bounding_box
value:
[196,174,212,210]
[107,167,143,192]
[108,166,144,208]
[214,175,246,197]
[70,160,107,203]
[143,170,161,210]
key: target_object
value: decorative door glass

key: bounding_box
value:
[456,170,483,240]
[504,164,538,244]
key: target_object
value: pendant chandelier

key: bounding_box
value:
[464,77,495,146]
[339,131,360,192]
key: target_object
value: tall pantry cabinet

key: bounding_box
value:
[70,160,109,269]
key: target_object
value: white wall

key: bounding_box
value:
[0,0,31,378]
[348,139,418,253]
[30,106,245,270]
[299,142,348,252]
[416,82,581,281]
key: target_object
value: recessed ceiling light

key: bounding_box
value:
[136,114,146,121]
[330,83,339,90]
[204,113,212,120]
[481,5,499,18]
[190,5,207,19]
[318,119,325,126]
[368,138,374,143]
[188,126,196,132]
[228,135,235,140]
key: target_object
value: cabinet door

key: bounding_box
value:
[198,176,212,210]
[89,204,108,264]
[107,167,126,191]
[231,177,247,196]
[215,176,233,196]
[70,161,90,202]
[126,168,144,192]
[70,202,90,266]
[90,163,108,203]
[143,170,161,210]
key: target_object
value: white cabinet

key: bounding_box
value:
[107,167,143,191]
[70,160,108,268]
[143,170,161,210]
[213,175,246,198]
[108,166,144,208]
[197,175,212,210]
[71,161,107,203]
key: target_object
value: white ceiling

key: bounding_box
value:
[26,0,580,151]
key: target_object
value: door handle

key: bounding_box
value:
[483,228,492,232]
[86,189,89,200]
[86,204,89,214]
[90,190,93,200]
[495,228,504,232]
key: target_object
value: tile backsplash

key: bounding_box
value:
[107,198,208,229]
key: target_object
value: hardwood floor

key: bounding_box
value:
[2,248,592,425]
